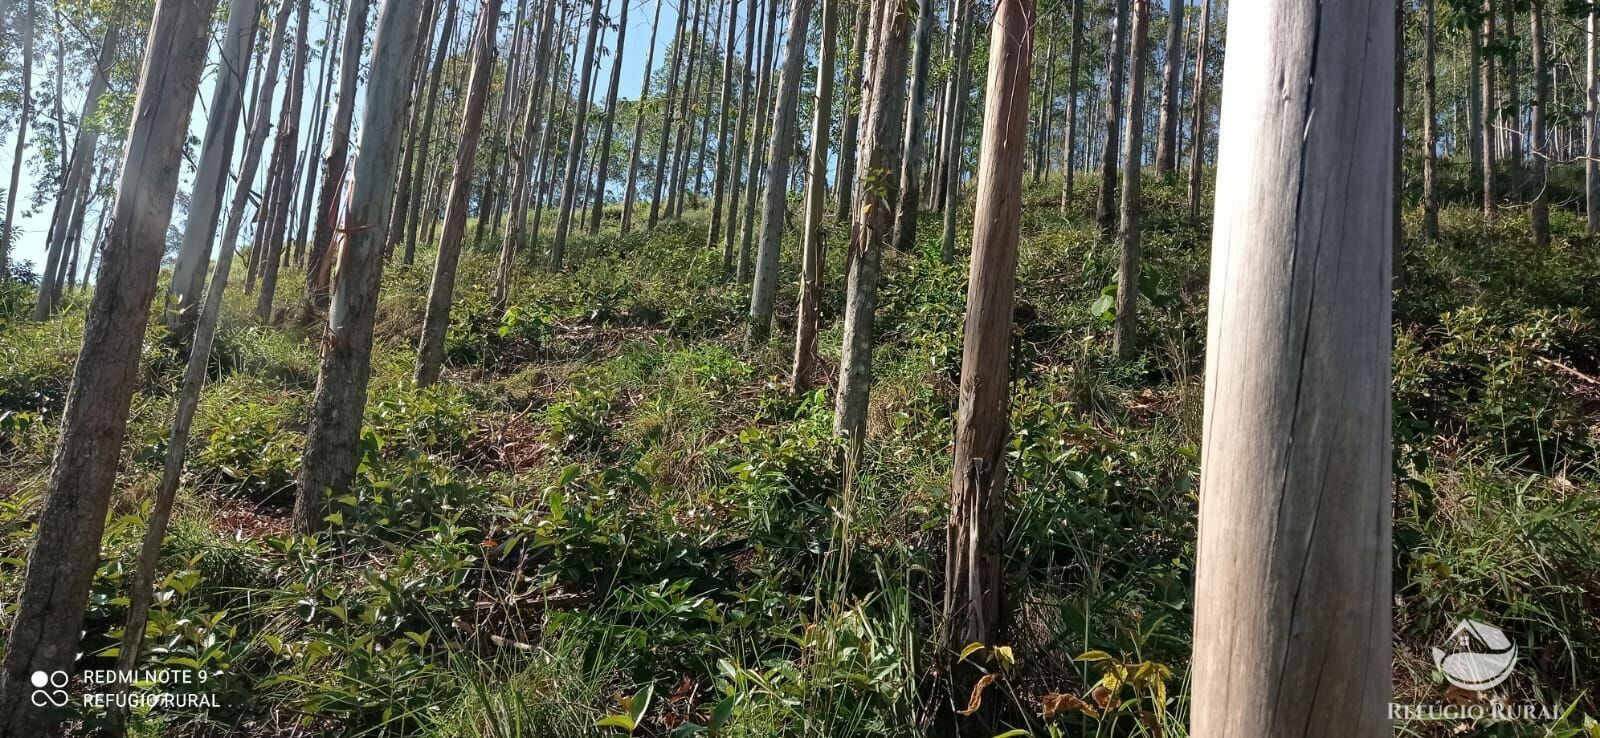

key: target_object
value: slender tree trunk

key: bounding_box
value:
[1422,0,1438,241]
[722,0,759,273]
[1191,2,1394,735]
[416,0,506,387]
[495,0,559,308]
[835,0,910,452]
[1113,0,1149,361]
[587,0,630,233]
[707,0,741,249]
[384,0,443,263]
[296,0,427,533]
[621,0,664,234]
[1184,0,1209,219]
[1096,0,1130,235]
[548,0,602,269]
[1153,0,1182,174]
[892,0,934,252]
[792,0,837,393]
[255,0,313,323]
[748,0,817,344]
[1530,0,1549,247]
[1587,8,1598,233]
[1481,0,1497,217]
[1,0,34,273]
[1502,1,1520,172]
[1032,19,1053,182]
[943,0,1032,660]
[0,1,216,730]
[295,0,343,271]
[737,0,779,283]
[649,0,691,228]
[939,4,973,263]
[834,0,871,222]
[668,0,706,218]
[1061,0,1083,212]
[308,0,375,305]
[1392,1,1404,292]
[405,0,462,262]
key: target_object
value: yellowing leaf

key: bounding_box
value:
[959,642,987,662]
[959,673,998,716]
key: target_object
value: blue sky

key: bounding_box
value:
[1,0,683,272]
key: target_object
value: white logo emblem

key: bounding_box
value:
[1432,619,1516,691]
[28,671,69,708]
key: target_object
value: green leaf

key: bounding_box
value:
[959,642,987,661]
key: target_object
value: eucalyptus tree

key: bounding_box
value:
[721,0,760,273]
[296,0,428,533]
[943,0,1033,657]
[404,0,462,262]
[621,0,665,233]
[1113,0,1149,360]
[938,0,973,263]
[835,0,870,222]
[1185,0,1209,219]
[496,0,560,307]
[0,0,218,729]
[1096,0,1129,235]
[1153,0,1183,173]
[748,0,816,344]
[165,0,261,338]
[1191,1,1395,734]
[1059,0,1082,212]
[649,0,692,228]
[1423,0,1439,240]
[1,0,33,271]
[1531,0,1549,246]
[309,0,376,306]
[891,0,933,252]
[255,0,314,322]
[791,0,836,392]
[1587,7,1597,233]
[587,0,631,233]
[735,0,778,282]
[835,0,910,451]
[548,0,602,269]
[706,0,741,249]
[415,0,506,387]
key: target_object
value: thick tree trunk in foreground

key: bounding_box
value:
[1113,0,1149,361]
[0,1,216,732]
[1191,3,1394,736]
[748,0,817,344]
[835,0,910,452]
[1185,0,1210,219]
[166,0,261,337]
[1153,0,1183,174]
[416,0,506,387]
[296,0,427,533]
[944,0,1033,655]
[792,0,837,393]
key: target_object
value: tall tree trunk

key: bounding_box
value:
[1191,2,1394,735]
[1184,0,1209,219]
[1587,8,1598,234]
[668,0,706,218]
[791,0,837,393]
[1422,0,1438,241]
[1113,0,1149,361]
[706,0,741,249]
[834,0,871,222]
[938,3,973,264]
[255,0,314,323]
[1,0,34,274]
[415,0,506,387]
[296,0,427,533]
[0,1,216,730]
[943,0,1032,659]
[383,0,443,262]
[1530,0,1549,247]
[834,0,910,451]
[620,0,664,234]
[892,0,934,252]
[736,0,779,283]
[649,0,691,228]
[548,0,602,270]
[1480,0,1496,217]
[1153,0,1182,174]
[1096,0,1130,235]
[309,0,376,305]
[748,0,817,344]
[495,0,560,308]
[32,25,119,321]
[405,0,462,262]
[1502,1,1520,172]
[1060,0,1083,212]
[1032,18,1053,182]
[721,0,759,272]
[587,0,630,233]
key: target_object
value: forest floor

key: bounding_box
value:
[1,175,1598,737]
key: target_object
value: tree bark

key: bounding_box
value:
[834,0,871,222]
[296,0,428,533]
[1587,8,1598,233]
[649,0,692,228]
[1060,0,1083,212]
[706,0,741,249]
[495,0,560,308]
[892,0,934,252]
[1113,0,1149,361]
[1,0,34,275]
[943,0,1032,657]
[587,0,630,234]
[748,0,817,344]
[1191,2,1394,735]
[1096,0,1130,235]
[1184,0,1209,219]
[721,0,759,272]
[308,0,376,305]
[1530,0,1549,247]
[405,0,462,262]
[255,0,314,323]
[737,0,780,282]
[621,0,664,234]
[1481,0,1496,217]
[834,0,910,452]
[548,0,602,269]
[792,0,837,394]
[416,0,506,387]
[1153,0,1183,174]
[938,0,973,263]
[0,1,217,731]
[1422,0,1438,241]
